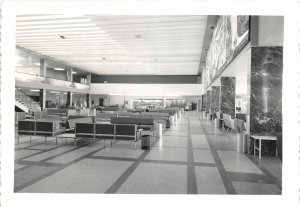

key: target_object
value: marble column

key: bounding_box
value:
[211,86,220,113]
[206,90,211,113]
[249,46,283,158]
[220,77,236,118]
[39,89,46,110]
[202,94,206,111]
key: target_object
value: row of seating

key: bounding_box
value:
[73,123,142,147]
[18,119,65,143]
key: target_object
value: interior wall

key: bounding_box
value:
[46,69,67,81]
[208,44,251,115]
[90,83,203,96]
[90,94,199,109]
[258,16,284,46]
[91,75,198,84]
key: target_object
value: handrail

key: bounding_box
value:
[15,88,40,111]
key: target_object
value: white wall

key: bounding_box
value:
[90,83,203,96]
[258,16,284,46]
[90,93,200,108]
[208,43,251,114]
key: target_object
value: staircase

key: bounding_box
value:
[15,89,41,114]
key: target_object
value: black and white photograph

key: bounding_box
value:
[0,0,299,207]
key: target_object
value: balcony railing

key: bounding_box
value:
[15,71,90,93]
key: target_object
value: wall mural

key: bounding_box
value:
[205,15,249,87]
[249,47,283,158]
[220,77,235,118]
[211,86,220,112]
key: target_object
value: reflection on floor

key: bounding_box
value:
[14,111,282,194]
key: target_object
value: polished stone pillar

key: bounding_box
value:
[220,77,236,118]
[39,89,46,110]
[66,92,72,107]
[206,90,211,113]
[249,46,283,158]
[86,93,90,108]
[211,86,220,112]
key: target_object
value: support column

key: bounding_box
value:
[39,89,46,110]
[162,97,166,108]
[40,59,47,77]
[87,73,91,84]
[86,93,90,108]
[66,92,72,107]
[67,68,73,82]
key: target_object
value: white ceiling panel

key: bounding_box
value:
[16,15,208,75]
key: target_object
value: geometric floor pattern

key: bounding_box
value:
[14,111,282,194]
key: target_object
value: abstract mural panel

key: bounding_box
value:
[220,77,235,118]
[250,47,283,158]
[205,15,249,87]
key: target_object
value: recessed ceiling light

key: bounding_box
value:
[50,91,60,94]
[72,71,77,74]
[53,68,65,71]
[30,89,40,92]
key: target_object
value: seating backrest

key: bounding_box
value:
[95,123,115,135]
[111,117,137,125]
[18,120,35,132]
[115,124,136,136]
[35,121,54,132]
[75,123,94,135]
[139,117,154,125]
[140,112,169,117]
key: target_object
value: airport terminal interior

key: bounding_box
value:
[14,15,283,194]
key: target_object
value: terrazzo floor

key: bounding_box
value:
[14,111,282,194]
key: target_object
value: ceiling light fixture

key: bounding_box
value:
[30,89,40,92]
[53,68,65,71]
[50,91,60,94]
[72,71,77,74]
